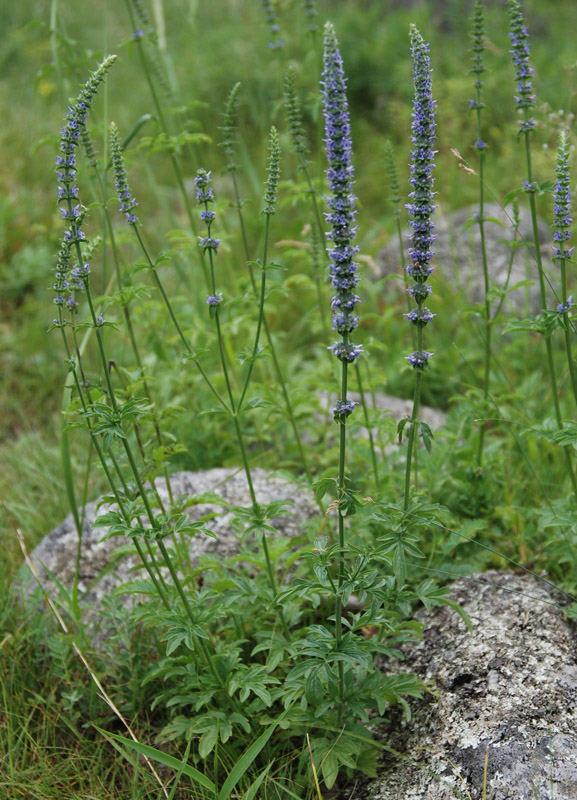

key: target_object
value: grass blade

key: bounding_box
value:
[95,728,216,793]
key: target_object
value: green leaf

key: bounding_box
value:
[217,721,280,800]
[503,187,525,207]
[393,546,406,587]
[314,477,336,504]
[94,728,216,793]
[305,671,324,706]
[419,421,434,452]
[397,417,409,444]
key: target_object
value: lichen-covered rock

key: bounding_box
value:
[17,468,317,612]
[377,203,551,313]
[359,571,577,800]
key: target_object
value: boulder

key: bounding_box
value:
[17,468,317,613]
[358,570,577,800]
[377,203,552,314]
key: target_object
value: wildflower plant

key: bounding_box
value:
[41,7,561,797]
[469,0,493,467]
[320,20,362,721]
[553,131,577,408]
[507,0,577,494]
[262,0,284,50]
[403,24,437,508]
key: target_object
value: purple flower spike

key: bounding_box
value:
[322,22,361,424]
[322,23,361,346]
[406,25,437,286]
[110,122,139,226]
[508,1,536,131]
[552,131,573,264]
[404,26,436,367]
[405,350,434,370]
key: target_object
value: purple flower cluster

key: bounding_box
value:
[557,296,573,314]
[198,237,221,251]
[303,0,318,33]
[405,351,434,369]
[195,169,223,307]
[508,0,536,131]
[56,56,116,205]
[333,399,359,423]
[404,308,435,325]
[405,26,436,371]
[262,0,284,50]
[322,23,361,356]
[328,341,363,362]
[110,122,139,225]
[552,131,574,263]
[470,0,485,98]
[53,57,116,326]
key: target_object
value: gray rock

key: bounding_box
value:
[377,203,552,314]
[17,468,317,613]
[359,571,577,800]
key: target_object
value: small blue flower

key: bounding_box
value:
[404,307,436,326]
[206,293,223,306]
[405,350,434,370]
[262,0,284,50]
[333,399,359,422]
[303,0,318,32]
[328,341,363,362]
[198,236,221,251]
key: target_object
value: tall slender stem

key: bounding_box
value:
[523,133,577,494]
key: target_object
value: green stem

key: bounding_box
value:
[523,130,577,494]
[476,101,491,468]
[334,348,349,724]
[124,0,204,253]
[93,167,174,504]
[132,226,229,411]
[230,158,313,483]
[238,214,270,410]
[403,326,423,510]
[561,259,577,408]
[59,325,172,608]
[355,363,379,490]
